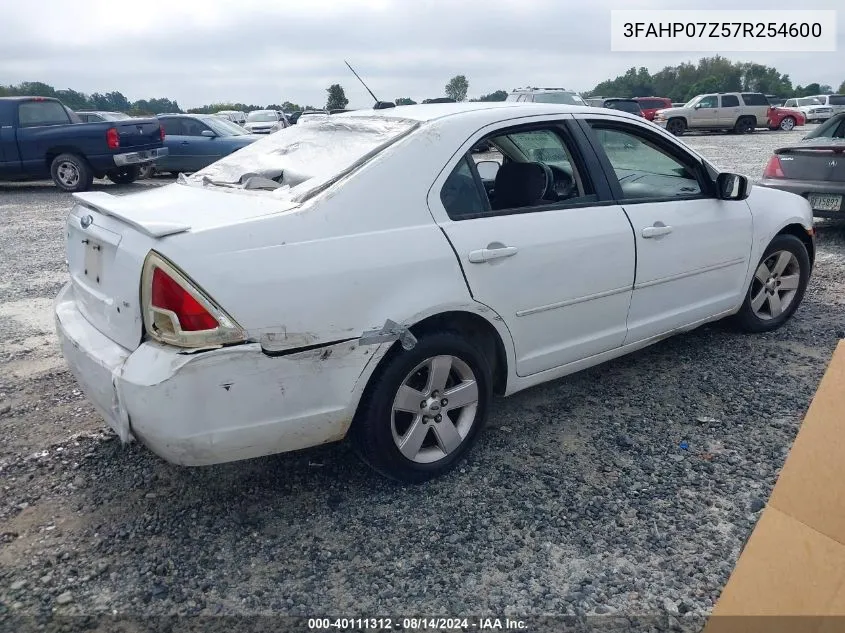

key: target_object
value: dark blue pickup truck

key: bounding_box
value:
[0,96,168,192]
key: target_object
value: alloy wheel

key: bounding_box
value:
[391,355,479,464]
[749,250,801,320]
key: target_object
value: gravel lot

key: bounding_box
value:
[1,128,844,632]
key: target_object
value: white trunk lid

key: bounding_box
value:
[66,184,299,351]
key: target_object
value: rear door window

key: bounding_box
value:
[720,95,740,107]
[159,118,185,136]
[17,101,71,127]
[829,95,845,106]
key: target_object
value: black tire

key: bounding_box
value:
[106,166,141,185]
[734,117,755,134]
[778,116,796,131]
[351,331,493,483]
[50,153,94,192]
[733,234,810,333]
[666,118,686,136]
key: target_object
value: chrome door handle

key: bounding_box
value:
[642,223,673,238]
[468,245,518,263]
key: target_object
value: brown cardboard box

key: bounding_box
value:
[704,340,845,633]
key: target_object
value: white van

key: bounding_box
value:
[808,95,845,115]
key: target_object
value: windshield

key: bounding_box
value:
[205,116,249,136]
[102,112,131,121]
[532,92,586,105]
[184,116,419,198]
[247,111,277,122]
[683,96,701,108]
[797,98,823,107]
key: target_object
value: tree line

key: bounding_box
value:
[0,76,507,117]
[4,59,842,117]
[587,56,845,102]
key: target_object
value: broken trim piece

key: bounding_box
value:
[261,337,358,357]
[360,319,418,350]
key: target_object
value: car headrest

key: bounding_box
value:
[493,162,550,209]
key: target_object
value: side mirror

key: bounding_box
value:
[201,130,216,138]
[694,103,702,109]
[716,172,749,200]
[475,160,500,181]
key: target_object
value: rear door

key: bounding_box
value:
[719,94,741,126]
[428,118,636,376]
[157,117,187,172]
[578,115,753,343]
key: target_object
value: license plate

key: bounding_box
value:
[808,194,843,212]
[83,239,104,285]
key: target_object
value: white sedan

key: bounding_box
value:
[55,102,815,482]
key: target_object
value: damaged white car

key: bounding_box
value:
[56,102,814,482]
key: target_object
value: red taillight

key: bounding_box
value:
[160,125,165,142]
[106,127,120,150]
[141,252,245,348]
[151,267,218,331]
[763,156,785,179]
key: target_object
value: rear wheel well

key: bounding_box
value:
[408,311,508,395]
[777,223,815,267]
[45,147,89,170]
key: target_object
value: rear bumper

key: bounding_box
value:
[55,282,382,466]
[113,147,168,167]
[758,179,845,217]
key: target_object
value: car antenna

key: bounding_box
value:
[344,60,395,110]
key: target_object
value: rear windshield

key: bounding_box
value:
[185,116,418,198]
[247,111,277,122]
[532,92,586,106]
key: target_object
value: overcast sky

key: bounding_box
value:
[1,0,842,110]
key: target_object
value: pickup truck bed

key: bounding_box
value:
[0,96,167,191]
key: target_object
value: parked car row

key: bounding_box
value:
[0,96,167,191]
[653,92,807,135]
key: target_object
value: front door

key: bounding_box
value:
[689,95,719,127]
[429,122,636,377]
[581,118,753,343]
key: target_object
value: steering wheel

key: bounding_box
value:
[545,164,576,201]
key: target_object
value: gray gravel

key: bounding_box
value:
[1,128,844,632]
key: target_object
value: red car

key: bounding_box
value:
[766,106,806,131]
[633,97,673,121]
